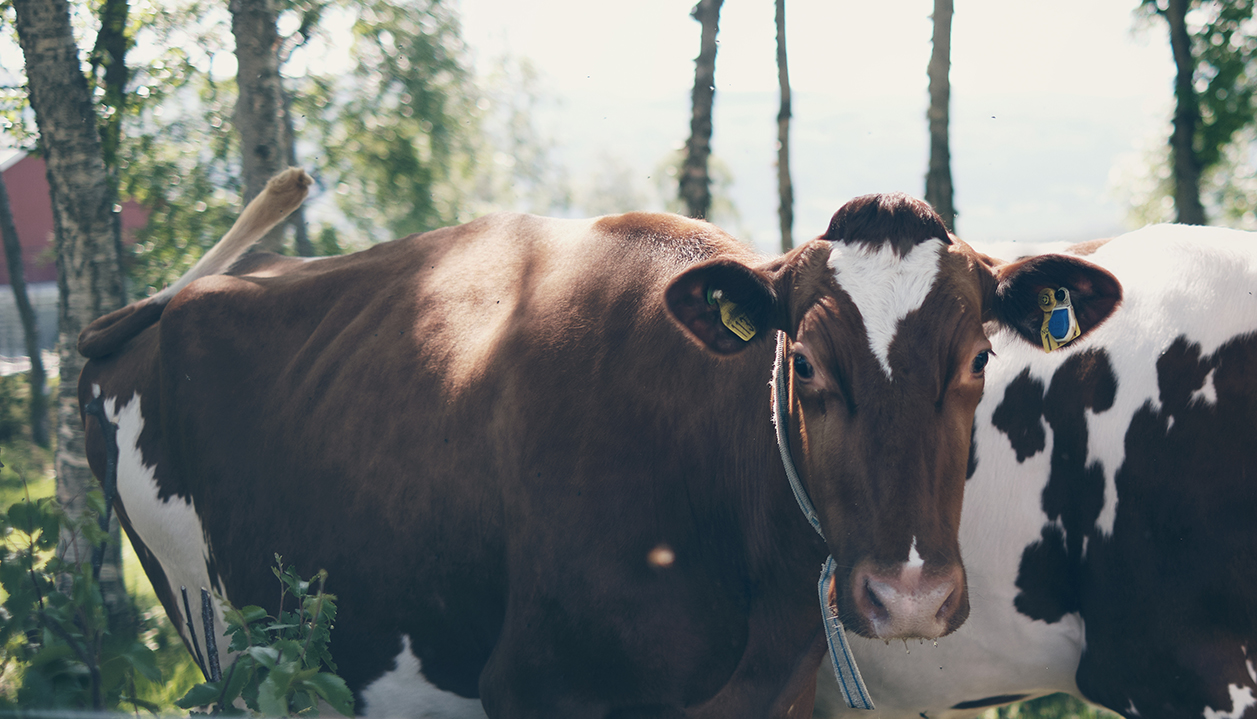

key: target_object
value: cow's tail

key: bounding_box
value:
[78,168,313,359]
[151,167,313,303]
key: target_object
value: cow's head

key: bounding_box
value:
[664,193,1121,640]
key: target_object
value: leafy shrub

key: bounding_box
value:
[0,489,161,712]
[995,693,1119,719]
[175,556,353,717]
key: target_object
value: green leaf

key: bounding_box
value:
[302,671,355,717]
[225,604,268,628]
[274,638,304,663]
[221,654,257,706]
[85,488,107,517]
[175,681,223,709]
[257,661,301,717]
[289,690,314,715]
[120,640,162,683]
[6,500,45,537]
[246,645,281,669]
[27,642,75,669]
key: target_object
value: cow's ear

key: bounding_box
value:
[665,258,781,354]
[988,253,1122,348]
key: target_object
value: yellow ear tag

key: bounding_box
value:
[1039,287,1081,353]
[707,288,757,342]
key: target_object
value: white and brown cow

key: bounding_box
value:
[78,170,1120,717]
[816,224,1257,719]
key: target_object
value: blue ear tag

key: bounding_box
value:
[1038,287,1081,352]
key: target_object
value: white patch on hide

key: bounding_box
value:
[359,635,488,718]
[1203,685,1257,719]
[1089,405,1120,536]
[1192,370,1218,407]
[829,239,945,378]
[106,392,230,670]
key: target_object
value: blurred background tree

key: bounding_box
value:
[925,0,955,232]
[1139,0,1257,225]
[680,0,723,220]
[11,0,132,637]
[775,0,793,252]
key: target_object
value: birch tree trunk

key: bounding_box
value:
[775,0,794,252]
[1167,0,1207,225]
[12,0,131,625]
[925,0,956,232]
[0,169,49,448]
[282,85,314,256]
[230,0,289,251]
[90,0,131,303]
[680,0,724,220]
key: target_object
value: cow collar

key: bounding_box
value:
[772,332,875,711]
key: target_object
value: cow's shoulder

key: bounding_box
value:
[592,211,751,266]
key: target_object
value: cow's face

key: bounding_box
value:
[665,193,1122,641]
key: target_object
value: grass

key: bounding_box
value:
[986,693,1121,719]
[123,534,205,711]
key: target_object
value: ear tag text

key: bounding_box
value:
[707,288,757,342]
[1038,287,1081,353]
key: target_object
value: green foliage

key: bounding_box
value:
[0,488,162,713]
[994,693,1119,719]
[175,556,352,717]
[117,0,245,296]
[127,601,205,712]
[6,0,569,295]
[295,0,481,242]
[0,374,34,444]
[1187,0,1257,171]
[1140,0,1257,175]
[0,436,52,517]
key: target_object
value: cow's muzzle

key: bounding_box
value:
[845,560,967,640]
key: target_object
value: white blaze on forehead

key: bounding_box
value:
[829,239,947,378]
[906,537,924,568]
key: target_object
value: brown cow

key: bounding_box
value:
[78,169,1120,717]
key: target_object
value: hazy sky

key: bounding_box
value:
[458,0,1169,99]
[0,1,1180,249]
[455,0,1177,248]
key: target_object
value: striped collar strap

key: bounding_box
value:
[771,332,874,711]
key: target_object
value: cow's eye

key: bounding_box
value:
[793,353,814,380]
[971,349,991,375]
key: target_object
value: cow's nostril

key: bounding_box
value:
[936,588,956,621]
[865,580,885,611]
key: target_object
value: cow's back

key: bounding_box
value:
[83,211,797,709]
